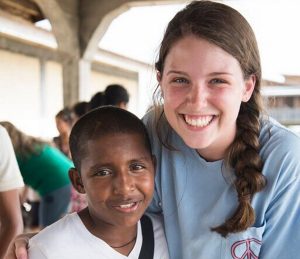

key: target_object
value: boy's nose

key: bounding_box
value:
[113,173,135,195]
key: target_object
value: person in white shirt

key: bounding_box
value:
[28,106,169,259]
[0,125,24,258]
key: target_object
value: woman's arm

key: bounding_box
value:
[0,189,23,258]
[5,232,36,259]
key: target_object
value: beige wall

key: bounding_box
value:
[0,49,63,139]
[0,49,143,139]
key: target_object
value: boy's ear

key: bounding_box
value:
[69,168,86,194]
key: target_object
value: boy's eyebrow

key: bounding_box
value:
[130,155,152,161]
[88,156,152,169]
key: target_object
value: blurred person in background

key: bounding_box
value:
[54,105,89,213]
[0,125,24,258]
[53,107,73,158]
[71,101,89,123]
[89,84,130,111]
[0,121,72,228]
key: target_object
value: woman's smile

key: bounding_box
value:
[183,114,215,128]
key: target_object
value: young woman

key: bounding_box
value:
[143,1,300,258]
[6,1,300,258]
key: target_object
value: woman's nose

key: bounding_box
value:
[187,83,208,107]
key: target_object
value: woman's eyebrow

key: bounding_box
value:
[208,72,234,76]
[166,70,188,76]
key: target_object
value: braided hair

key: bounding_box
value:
[154,0,266,237]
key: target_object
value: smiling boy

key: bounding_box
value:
[28,106,169,259]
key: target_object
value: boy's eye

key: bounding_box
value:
[94,169,111,177]
[130,163,145,171]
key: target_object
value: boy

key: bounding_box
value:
[28,106,169,259]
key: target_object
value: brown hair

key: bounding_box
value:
[154,0,266,237]
[0,121,47,160]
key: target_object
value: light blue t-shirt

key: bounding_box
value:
[144,111,300,259]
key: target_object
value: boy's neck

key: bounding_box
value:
[78,208,138,256]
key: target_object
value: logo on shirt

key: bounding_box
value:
[231,238,262,259]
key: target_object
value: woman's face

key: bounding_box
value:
[158,35,255,161]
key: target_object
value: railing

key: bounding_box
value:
[266,107,300,125]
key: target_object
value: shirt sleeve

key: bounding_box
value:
[259,126,300,257]
[260,176,300,257]
[0,127,24,191]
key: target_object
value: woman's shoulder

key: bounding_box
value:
[142,107,158,129]
[142,107,165,140]
[260,116,300,180]
[260,116,300,149]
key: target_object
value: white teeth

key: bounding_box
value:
[184,115,212,127]
[119,203,135,208]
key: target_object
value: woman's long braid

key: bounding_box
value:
[212,90,266,237]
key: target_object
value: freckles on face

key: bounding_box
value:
[158,35,253,160]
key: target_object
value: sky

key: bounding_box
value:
[98,0,300,82]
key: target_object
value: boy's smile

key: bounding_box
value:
[73,132,155,235]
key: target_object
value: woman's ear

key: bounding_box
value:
[156,71,164,98]
[69,168,85,194]
[242,74,256,102]
[156,71,162,83]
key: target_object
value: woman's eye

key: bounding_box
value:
[210,78,227,84]
[172,78,189,84]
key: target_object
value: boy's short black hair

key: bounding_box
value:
[69,106,152,171]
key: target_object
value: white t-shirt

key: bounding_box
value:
[0,126,24,191]
[29,212,169,259]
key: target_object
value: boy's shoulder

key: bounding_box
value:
[30,213,79,244]
[29,213,86,258]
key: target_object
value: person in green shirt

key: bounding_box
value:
[0,121,72,228]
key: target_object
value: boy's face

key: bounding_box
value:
[71,132,155,228]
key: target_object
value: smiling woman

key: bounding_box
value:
[157,36,255,159]
[143,1,300,258]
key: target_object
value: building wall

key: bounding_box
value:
[0,49,145,139]
[0,49,63,139]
